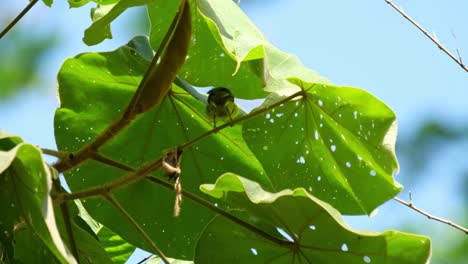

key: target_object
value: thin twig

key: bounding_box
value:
[88,147,292,247]
[56,89,306,203]
[393,197,468,234]
[136,253,154,264]
[145,175,294,248]
[384,0,468,72]
[55,158,162,202]
[0,0,38,39]
[52,0,188,173]
[41,148,69,159]
[180,90,306,150]
[64,152,293,247]
[103,193,170,264]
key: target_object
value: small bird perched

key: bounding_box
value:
[206,87,239,128]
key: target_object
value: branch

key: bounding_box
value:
[0,0,38,39]
[41,148,69,159]
[104,193,169,264]
[393,197,468,235]
[75,155,293,248]
[55,89,306,203]
[144,177,293,248]
[54,158,162,202]
[180,89,306,150]
[52,0,189,173]
[384,0,468,72]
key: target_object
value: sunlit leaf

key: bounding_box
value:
[243,84,401,215]
[0,132,76,264]
[97,226,135,264]
[198,174,431,263]
[54,36,268,259]
[175,0,329,100]
[83,0,149,45]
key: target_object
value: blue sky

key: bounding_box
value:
[1,0,467,263]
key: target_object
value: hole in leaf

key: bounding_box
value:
[250,248,258,256]
[296,156,305,164]
[363,256,371,263]
[276,227,294,242]
[370,170,376,176]
[309,225,316,230]
[341,243,348,252]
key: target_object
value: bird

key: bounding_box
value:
[206,87,239,129]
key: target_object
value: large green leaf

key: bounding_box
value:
[198,174,431,264]
[243,84,401,215]
[97,226,135,264]
[55,202,114,264]
[54,37,269,259]
[0,131,76,264]
[153,0,267,99]
[73,200,134,263]
[168,0,329,100]
[83,0,149,45]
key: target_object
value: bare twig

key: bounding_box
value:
[136,253,154,264]
[55,89,306,203]
[384,0,468,72]
[393,197,468,234]
[41,148,69,159]
[54,158,162,202]
[0,0,38,39]
[144,177,294,248]
[52,0,188,173]
[179,89,306,150]
[104,193,170,264]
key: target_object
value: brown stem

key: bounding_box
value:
[55,159,162,202]
[0,0,38,39]
[393,197,468,234]
[103,193,170,264]
[180,90,306,150]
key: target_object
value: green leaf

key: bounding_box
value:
[147,257,193,263]
[97,226,136,264]
[68,0,90,8]
[148,0,183,51]
[55,211,114,264]
[0,133,77,264]
[54,37,269,259]
[243,84,402,215]
[69,1,120,8]
[173,0,329,100]
[83,0,149,45]
[42,0,53,7]
[14,228,61,264]
[0,130,22,150]
[166,0,267,99]
[198,174,431,264]
[61,200,126,263]
[126,0,191,115]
